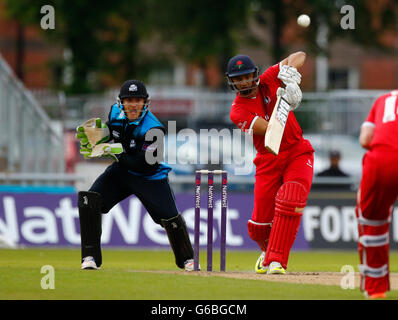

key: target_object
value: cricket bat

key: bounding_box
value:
[264,94,291,155]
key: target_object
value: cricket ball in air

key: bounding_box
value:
[297,14,310,28]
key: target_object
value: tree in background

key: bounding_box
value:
[3,0,398,93]
[3,0,167,93]
[3,0,251,92]
[249,0,397,61]
[151,0,250,88]
[97,1,174,87]
[5,0,118,93]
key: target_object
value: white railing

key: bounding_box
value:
[0,53,65,178]
[33,87,388,134]
[29,86,390,188]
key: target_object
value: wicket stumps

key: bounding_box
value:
[194,170,227,272]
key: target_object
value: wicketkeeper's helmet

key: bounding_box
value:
[118,80,149,101]
[225,55,259,94]
[117,80,150,123]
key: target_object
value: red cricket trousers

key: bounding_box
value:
[356,148,398,295]
[252,138,314,223]
[250,138,314,268]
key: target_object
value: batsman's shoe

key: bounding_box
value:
[267,261,286,275]
[255,252,268,274]
[81,256,99,270]
[365,292,386,299]
[184,259,200,271]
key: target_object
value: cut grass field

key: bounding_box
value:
[1,248,398,300]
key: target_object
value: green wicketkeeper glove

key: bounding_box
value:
[76,118,110,150]
[79,146,93,159]
[88,143,124,162]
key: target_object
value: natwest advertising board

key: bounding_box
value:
[1,191,398,249]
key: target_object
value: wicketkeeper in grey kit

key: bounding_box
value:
[75,80,196,271]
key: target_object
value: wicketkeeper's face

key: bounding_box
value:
[122,97,146,121]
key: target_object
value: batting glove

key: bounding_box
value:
[278,64,302,86]
[277,82,302,111]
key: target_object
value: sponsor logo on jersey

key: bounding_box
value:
[142,143,156,152]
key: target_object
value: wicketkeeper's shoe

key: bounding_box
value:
[184,259,200,271]
[267,261,286,275]
[81,256,99,270]
[255,252,268,274]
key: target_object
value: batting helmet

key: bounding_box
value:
[225,55,259,94]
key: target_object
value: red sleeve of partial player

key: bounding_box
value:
[260,63,282,88]
[230,99,257,133]
[366,91,398,152]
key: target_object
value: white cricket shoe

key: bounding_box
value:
[267,261,286,274]
[81,256,99,270]
[184,259,200,271]
[255,252,268,274]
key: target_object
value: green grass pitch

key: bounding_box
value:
[1,248,397,300]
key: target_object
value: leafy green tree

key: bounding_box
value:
[98,1,172,84]
[3,0,160,93]
[4,0,253,91]
[152,0,251,78]
[249,0,397,61]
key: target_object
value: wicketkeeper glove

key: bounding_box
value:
[278,64,302,86]
[79,146,93,159]
[76,118,123,161]
[88,143,124,161]
[276,82,302,111]
[76,118,110,149]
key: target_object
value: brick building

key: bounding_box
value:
[0,1,62,89]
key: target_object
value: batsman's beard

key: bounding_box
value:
[233,77,259,97]
[239,86,257,97]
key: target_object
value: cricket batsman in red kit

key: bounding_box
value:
[226,52,314,274]
[356,90,398,299]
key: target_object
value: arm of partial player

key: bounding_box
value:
[251,51,306,135]
[359,122,375,149]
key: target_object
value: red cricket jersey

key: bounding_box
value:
[364,90,398,152]
[230,63,305,155]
